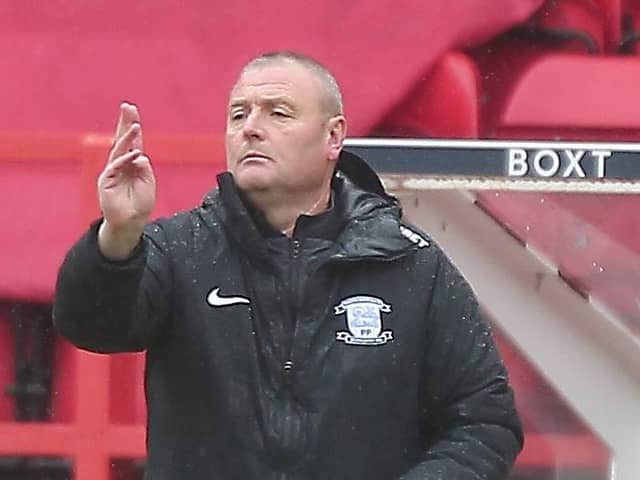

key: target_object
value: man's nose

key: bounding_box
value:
[242,111,265,139]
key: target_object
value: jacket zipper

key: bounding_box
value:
[282,238,301,382]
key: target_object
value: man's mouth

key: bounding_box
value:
[241,152,272,163]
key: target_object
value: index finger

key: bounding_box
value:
[114,102,142,142]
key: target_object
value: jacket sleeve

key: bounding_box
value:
[399,252,524,480]
[52,219,172,353]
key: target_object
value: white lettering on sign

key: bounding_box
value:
[533,150,560,177]
[563,150,586,177]
[508,149,528,176]
[592,150,612,178]
[507,149,611,178]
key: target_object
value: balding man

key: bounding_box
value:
[53,51,523,480]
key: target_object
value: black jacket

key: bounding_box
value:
[53,157,523,480]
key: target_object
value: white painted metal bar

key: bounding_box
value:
[380,175,640,194]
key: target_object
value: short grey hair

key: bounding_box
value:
[240,51,344,116]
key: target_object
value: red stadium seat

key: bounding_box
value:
[372,51,480,138]
[473,0,625,130]
[530,0,605,52]
[520,0,621,53]
[481,54,640,139]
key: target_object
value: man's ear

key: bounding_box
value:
[327,115,347,162]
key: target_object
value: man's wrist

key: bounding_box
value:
[97,220,144,261]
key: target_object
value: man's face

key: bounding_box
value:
[225,61,344,196]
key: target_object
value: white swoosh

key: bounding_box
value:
[207,287,251,307]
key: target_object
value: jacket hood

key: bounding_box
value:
[200,150,414,263]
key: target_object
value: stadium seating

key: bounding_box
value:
[373,52,480,138]
[479,54,640,139]
[550,0,621,51]
[526,0,606,52]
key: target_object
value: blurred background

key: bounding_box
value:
[1,0,639,478]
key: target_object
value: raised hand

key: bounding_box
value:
[97,102,156,260]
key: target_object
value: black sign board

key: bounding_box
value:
[344,138,640,193]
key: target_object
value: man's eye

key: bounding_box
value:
[272,110,289,118]
[230,111,245,121]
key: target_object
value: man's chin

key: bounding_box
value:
[232,170,274,193]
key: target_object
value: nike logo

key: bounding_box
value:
[206,287,251,307]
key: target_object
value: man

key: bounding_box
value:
[53,52,523,479]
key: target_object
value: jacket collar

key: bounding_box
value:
[329,173,411,261]
[200,152,415,263]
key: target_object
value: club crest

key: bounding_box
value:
[334,296,393,346]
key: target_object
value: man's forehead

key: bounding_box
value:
[230,62,321,100]
[228,92,296,108]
